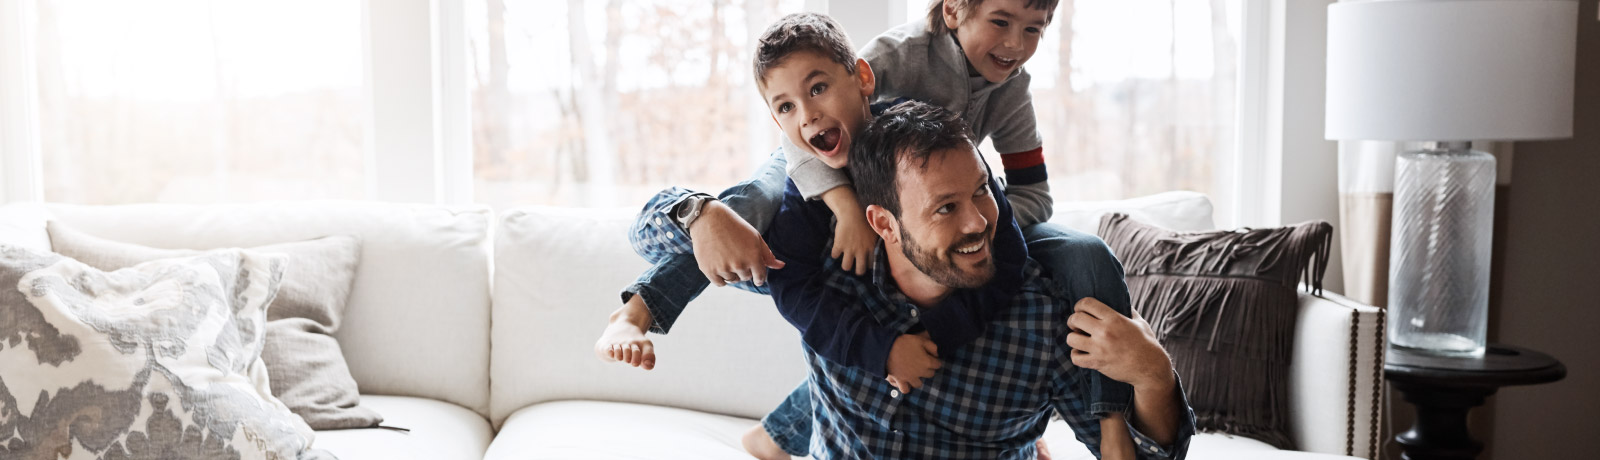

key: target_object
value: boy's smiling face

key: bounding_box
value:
[944,0,1052,83]
[760,50,875,169]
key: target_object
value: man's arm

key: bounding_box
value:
[1064,298,1196,458]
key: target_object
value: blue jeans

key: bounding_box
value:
[758,223,1137,456]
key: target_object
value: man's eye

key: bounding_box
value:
[777,102,793,114]
[810,83,828,96]
[975,186,991,197]
[936,204,954,215]
[992,19,1008,28]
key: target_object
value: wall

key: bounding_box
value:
[1490,0,1600,458]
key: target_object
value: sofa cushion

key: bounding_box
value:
[312,395,491,460]
[37,202,493,415]
[490,400,1366,460]
[490,206,809,428]
[47,221,381,430]
[1052,190,1216,233]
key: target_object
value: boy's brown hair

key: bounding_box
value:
[753,12,859,88]
[924,0,1059,35]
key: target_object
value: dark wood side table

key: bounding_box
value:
[1384,344,1566,460]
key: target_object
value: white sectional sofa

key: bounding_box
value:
[0,191,1385,460]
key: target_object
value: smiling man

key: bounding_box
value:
[764,101,1196,460]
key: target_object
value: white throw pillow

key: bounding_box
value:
[0,245,330,459]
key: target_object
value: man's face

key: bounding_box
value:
[946,0,1051,84]
[893,145,999,289]
[759,50,874,169]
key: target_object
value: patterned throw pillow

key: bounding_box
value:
[0,245,332,459]
[47,222,379,430]
[1098,213,1332,450]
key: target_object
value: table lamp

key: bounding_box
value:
[1325,0,1577,357]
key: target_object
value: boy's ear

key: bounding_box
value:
[865,204,899,244]
[942,0,962,30]
[855,58,876,100]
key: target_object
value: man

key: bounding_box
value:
[763,100,1196,459]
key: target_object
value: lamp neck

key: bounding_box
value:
[1428,141,1473,153]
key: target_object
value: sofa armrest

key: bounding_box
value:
[1288,289,1386,459]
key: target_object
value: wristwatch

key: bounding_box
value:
[673,193,717,233]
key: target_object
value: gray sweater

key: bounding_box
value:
[783,20,1053,226]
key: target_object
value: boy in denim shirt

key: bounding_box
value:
[596,4,1137,458]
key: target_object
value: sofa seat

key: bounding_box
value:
[486,400,1364,460]
[313,395,493,460]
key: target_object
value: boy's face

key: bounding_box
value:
[944,0,1052,84]
[760,51,875,170]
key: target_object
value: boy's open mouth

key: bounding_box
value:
[990,54,1018,72]
[809,128,843,156]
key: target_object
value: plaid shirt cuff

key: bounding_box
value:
[628,187,697,263]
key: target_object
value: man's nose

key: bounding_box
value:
[959,204,989,235]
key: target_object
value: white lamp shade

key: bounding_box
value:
[1325,0,1578,141]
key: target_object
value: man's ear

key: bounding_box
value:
[855,58,876,100]
[865,204,899,244]
[942,0,962,30]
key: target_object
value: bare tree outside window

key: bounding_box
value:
[469,0,802,210]
[33,0,368,204]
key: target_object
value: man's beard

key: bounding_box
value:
[899,224,996,289]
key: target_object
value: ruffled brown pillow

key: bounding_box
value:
[1099,213,1332,449]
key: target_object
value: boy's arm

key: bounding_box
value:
[782,136,853,200]
[765,180,904,377]
[629,186,706,264]
[819,186,877,276]
[990,71,1054,226]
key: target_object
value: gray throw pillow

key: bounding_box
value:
[0,245,333,459]
[47,221,381,430]
[1098,213,1332,449]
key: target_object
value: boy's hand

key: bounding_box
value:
[832,212,877,276]
[688,201,785,287]
[595,295,657,370]
[884,332,940,394]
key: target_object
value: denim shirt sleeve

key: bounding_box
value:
[765,179,902,378]
[628,186,700,265]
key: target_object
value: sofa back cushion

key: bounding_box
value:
[490,206,808,427]
[33,202,493,416]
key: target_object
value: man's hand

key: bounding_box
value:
[832,212,876,276]
[688,201,785,286]
[884,332,940,394]
[1067,297,1183,446]
[1064,298,1174,391]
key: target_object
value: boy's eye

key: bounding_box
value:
[810,83,828,96]
[777,102,793,114]
[1025,26,1041,34]
[991,19,1008,28]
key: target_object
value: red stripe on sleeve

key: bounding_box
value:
[999,147,1045,170]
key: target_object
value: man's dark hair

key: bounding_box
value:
[849,101,974,218]
[753,13,858,87]
[925,0,1059,35]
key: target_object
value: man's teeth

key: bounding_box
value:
[956,242,984,254]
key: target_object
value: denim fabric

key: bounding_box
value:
[1023,221,1136,417]
[621,150,788,333]
[761,381,814,457]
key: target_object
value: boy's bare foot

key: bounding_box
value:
[1035,438,1052,460]
[594,296,657,370]
[740,424,790,460]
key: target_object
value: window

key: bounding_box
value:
[467,0,805,210]
[907,0,1242,224]
[32,0,367,204]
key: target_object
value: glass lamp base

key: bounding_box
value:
[1387,144,1494,359]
